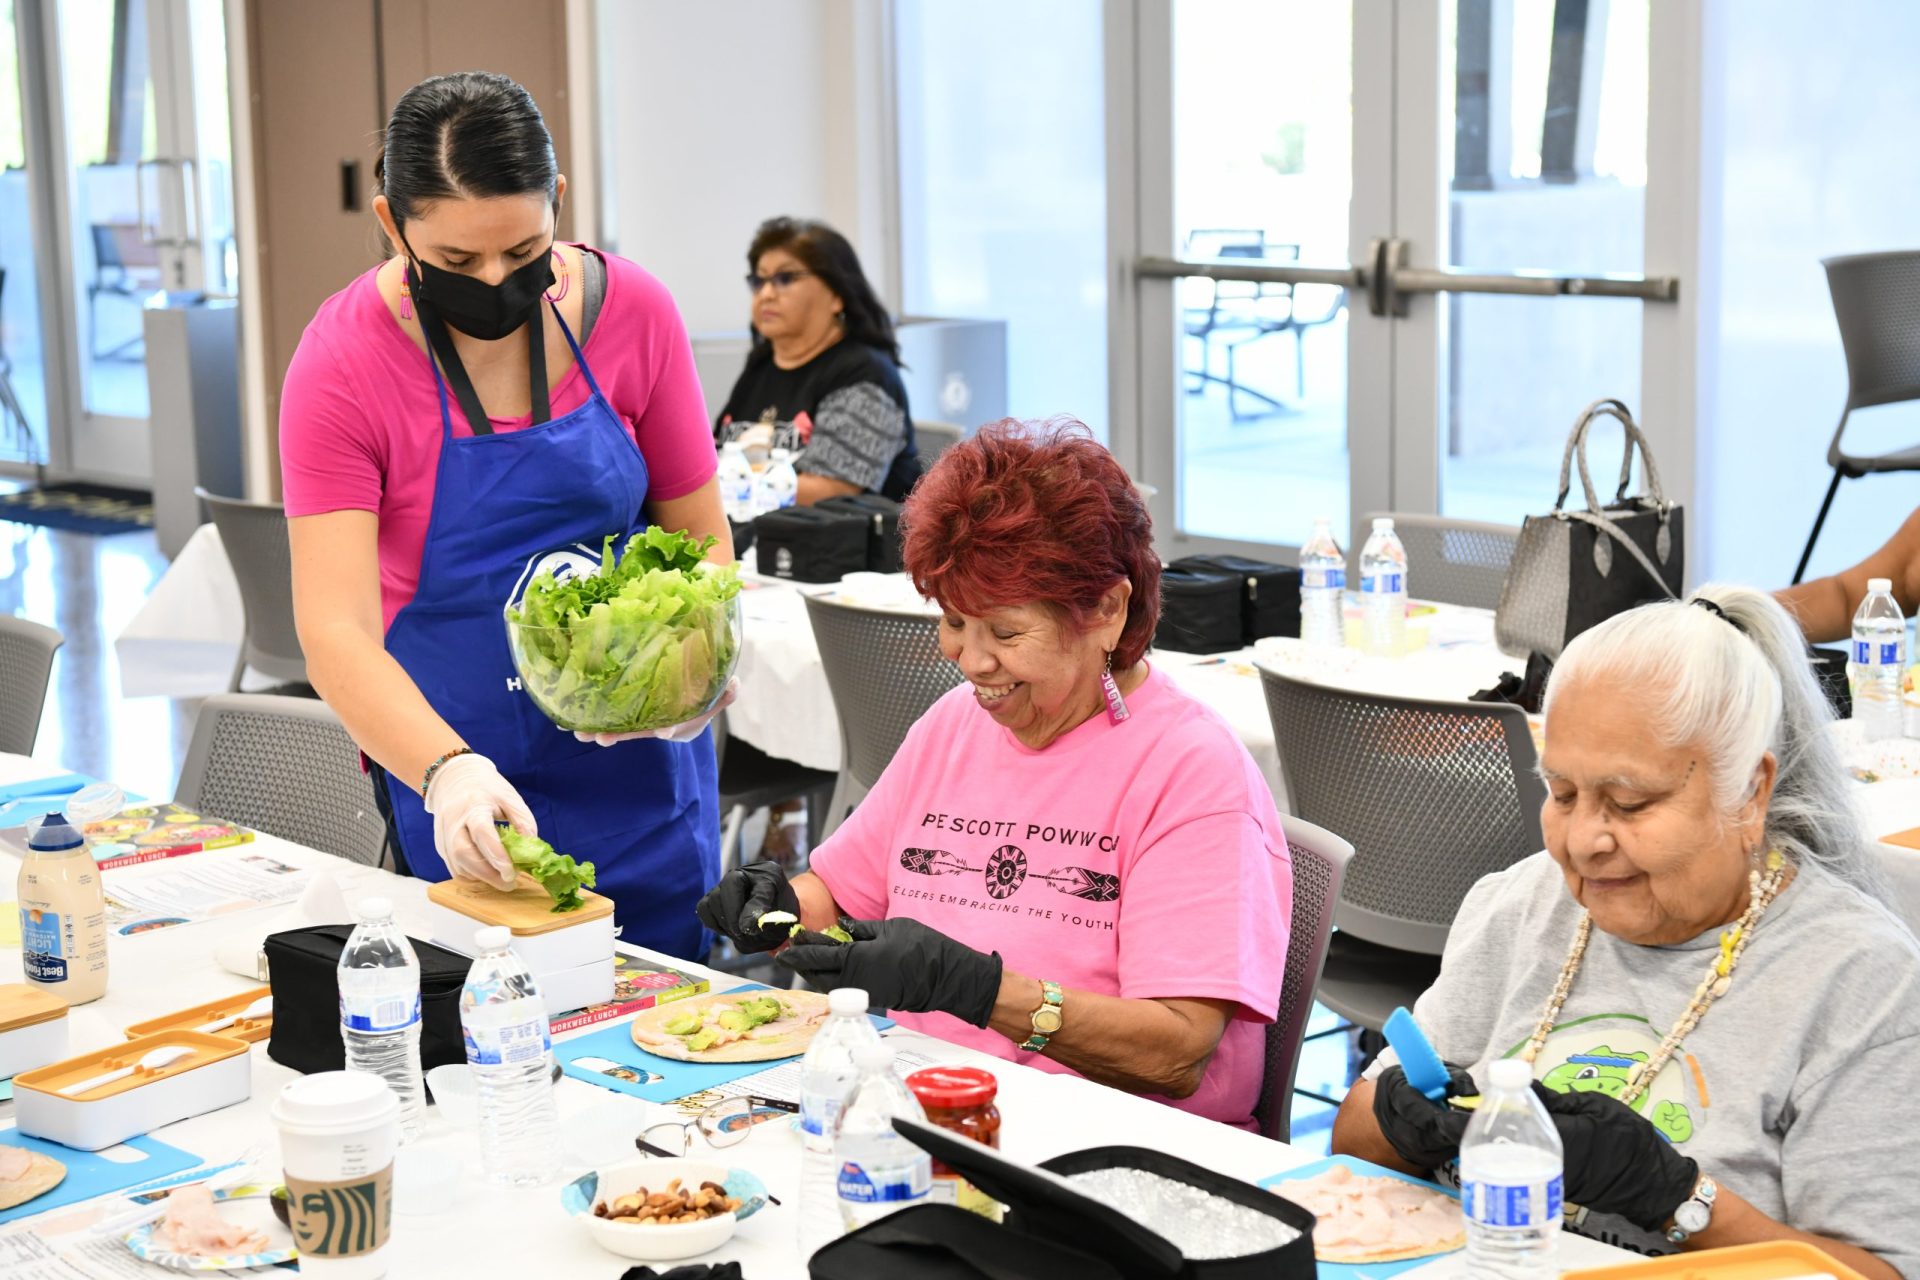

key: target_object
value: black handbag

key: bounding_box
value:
[815,494,905,573]
[264,924,472,1078]
[1168,555,1301,642]
[1495,399,1683,659]
[752,506,871,583]
[811,1120,1316,1280]
[1155,565,1245,654]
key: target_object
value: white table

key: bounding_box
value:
[0,753,1634,1275]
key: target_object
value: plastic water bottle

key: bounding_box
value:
[833,1043,932,1232]
[1359,516,1408,656]
[459,926,560,1186]
[1459,1058,1563,1277]
[1851,577,1907,742]
[718,441,756,524]
[798,987,884,1255]
[753,447,800,516]
[337,897,424,1144]
[1299,517,1346,649]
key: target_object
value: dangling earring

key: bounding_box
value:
[545,247,571,303]
[1100,651,1130,725]
[399,272,413,321]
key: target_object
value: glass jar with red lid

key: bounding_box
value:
[905,1067,1002,1218]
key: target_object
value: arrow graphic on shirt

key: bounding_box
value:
[899,848,978,877]
[1033,867,1120,902]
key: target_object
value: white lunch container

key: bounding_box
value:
[537,956,616,1021]
[14,1031,251,1150]
[0,984,70,1080]
[425,874,615,973]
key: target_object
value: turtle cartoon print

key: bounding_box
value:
[1517,1013,1702,1145]
[898,846,1121,903]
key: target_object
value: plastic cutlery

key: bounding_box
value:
[194,995,272,1035]
[60,1045,195,1096]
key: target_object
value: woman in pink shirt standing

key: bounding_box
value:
[698,421,1294,1128]
[282,72,728,958]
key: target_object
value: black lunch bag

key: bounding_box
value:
[815,494,906,573]
[1155,565,1245,654]
[264,924,472,1078]
[1168,554,1301,642]
[752,505,871,583]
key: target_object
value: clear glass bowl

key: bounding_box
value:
[504,594,742,734]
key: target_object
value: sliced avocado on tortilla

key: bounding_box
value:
[662,1011,702,1037]
[739,995,783,1026]
[716,1008,753,1033]
[685,1027,721,1053]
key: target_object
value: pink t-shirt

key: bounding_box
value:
[809,666,1293,1128]
[278,248,717,628]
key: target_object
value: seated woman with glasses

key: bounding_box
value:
[714,216,920,504]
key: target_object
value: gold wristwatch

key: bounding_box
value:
[1018,980,1064,1052]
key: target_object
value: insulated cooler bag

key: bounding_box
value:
[264,924,472,1077]
[816,493,905,573]
[752,505,871,583]
[1155,565,1245,654]
[1167,554,1301,642]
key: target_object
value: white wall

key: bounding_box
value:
[599,0,894,341]
[1698,0,1920,586]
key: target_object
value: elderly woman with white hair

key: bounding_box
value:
[1333,586,1920,1274]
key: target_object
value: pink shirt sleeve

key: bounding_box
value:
[279,313,386,517]
[602,257,716,502]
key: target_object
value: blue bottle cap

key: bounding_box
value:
[26,812,86,853]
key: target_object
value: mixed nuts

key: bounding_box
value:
[593,1177,743,1226]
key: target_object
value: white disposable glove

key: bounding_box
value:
[574,677,739,747]
[422,753,535,890]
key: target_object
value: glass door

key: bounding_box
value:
[0,0,46,469]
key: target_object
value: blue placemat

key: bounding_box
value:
[1259,1155,1462,1278]
[0,776,148,830]
[559,987,893,1103]
[0,1129,202,1225]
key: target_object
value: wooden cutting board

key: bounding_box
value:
[426,873,612,935]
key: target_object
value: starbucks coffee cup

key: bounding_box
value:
[272,1071,400,1277]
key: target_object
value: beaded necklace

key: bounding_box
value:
[1519,850,1789,1106]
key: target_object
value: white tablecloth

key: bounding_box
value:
[0,754,1633,1275]
[115,523,244,698]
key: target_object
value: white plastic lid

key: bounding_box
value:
[721,440,745,454]
[1372,516,1394,531]
[353,896,394,923]
[272,1070,401,1135]
[1869,577,1893,594]
[828,987,870,1017]
[1488,1058,1531,1091]
[64,782,124,825]
[474,925,511,952]
[854,1043,894,1073]
[771,447,793,462]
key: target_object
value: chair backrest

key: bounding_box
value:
[1260,669,1544,955]
[1357,512,1520,612]
[175,694,386,866]
[803,595,963,790]
[0,616,62,756]
[198,489,307,684]
[1823,250,1920,410]
[1253,813,1352,1144]
[914,420,964,466]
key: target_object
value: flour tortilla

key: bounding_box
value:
[1273,1166,1465,1264]
[629,989,831,1063]
[1319,1229,1468,1266]
[0,1152,67,1211]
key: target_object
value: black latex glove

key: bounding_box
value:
[778,917,1004,1027]
[693,862,800,954]
[1371,1064,1475,1171]
[619,1264,744,1280]
[1531,1084,1699,1233]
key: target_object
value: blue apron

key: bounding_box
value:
[382,296,717,962]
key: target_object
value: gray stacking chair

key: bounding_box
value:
[1356,512,1519,612]
[913,420,965,466]
[1253,814,1352,1144]
[1793,250,1920,583]
[803,595,964,839]
[175,694,386,866]
[1260,669,1545,1033]
[197,489,308,691]
[0,616,62,756]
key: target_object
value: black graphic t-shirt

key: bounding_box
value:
[807,666,1293,1128]
[714,340,921,500]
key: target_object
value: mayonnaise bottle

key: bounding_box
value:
[19,812,109,1005]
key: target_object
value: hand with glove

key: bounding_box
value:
[694,861,801,954]
[422,752,535,890]
[778,918,1004,1028]
[1370,1063,1475,1171]
[1531,1085,1700,1232]
[576,678,738,747]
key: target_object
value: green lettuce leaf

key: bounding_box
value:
[497,827,597,912]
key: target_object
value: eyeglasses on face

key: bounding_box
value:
[635,1095,798,1158]
[745,269,813,294]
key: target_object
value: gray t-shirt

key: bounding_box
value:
[1369,851,1920,1269]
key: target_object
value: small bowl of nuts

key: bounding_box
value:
[560,1158,771,1262]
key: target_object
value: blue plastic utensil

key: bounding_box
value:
[1384,1006,1450,1103]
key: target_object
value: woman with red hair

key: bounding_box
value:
[698,420,1293,1127]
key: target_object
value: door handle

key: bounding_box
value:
[340,160,360,212]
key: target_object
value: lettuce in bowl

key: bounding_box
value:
[505,528,742,734]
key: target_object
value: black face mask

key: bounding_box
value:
[402,234,556,341]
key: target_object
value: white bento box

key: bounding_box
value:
[0,985,70,1080]
[425,874,616,973]
[14,1031,251,1151]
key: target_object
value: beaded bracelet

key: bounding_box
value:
[421,746,474,796]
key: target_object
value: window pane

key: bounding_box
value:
[0,0,47,463]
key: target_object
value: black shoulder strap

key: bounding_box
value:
[415,297,551,436]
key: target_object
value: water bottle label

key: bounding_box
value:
[1361,572,1404,595]
[20,908,66,983]
[799,1095,841,1140]
[1462,1173,1563,1227]
[339,972,421,1034]
[462,1012,551,1067]
[836,1158,931,1205]
[1303,568,1345,591]
[1853,639,1902,666]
